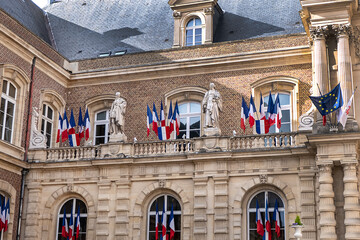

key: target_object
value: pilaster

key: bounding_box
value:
[96,180,112,240]
[193,175,208,240]
[115,180,131,239]
[213,175,228,240]
[24,183,42,240]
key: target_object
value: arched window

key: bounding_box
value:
[248,191,285,240]
[177,102,201,139]
[263,93,291,133]
[41,104,54,148]
[147,194,181,240]
[57,198,87,240]
[94,110,110,145]
[0,80,17,143]
[186,17,202,46]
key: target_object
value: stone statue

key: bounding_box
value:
[29,107,47,149]
[202,83,222,136]
[109,92,127,142]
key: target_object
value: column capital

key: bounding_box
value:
[342,162,358,171]
[318,164,333,173]
[333,24,352,38]
[310,26,329,40]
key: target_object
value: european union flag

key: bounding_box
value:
[309,83,343,116]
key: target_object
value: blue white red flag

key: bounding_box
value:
[273,199,281,238]
[61,209,69,238]
[267,91,276,127]
[69,210,74,239]
[256,200,264,236]
[155,202,159,240]
[169,203,175,240]
[84,108,91,141]
[161,202,167,240]
[4,198,9,232]
[76,107,84,146]
[152,103,159,136]
[255,120,269,134]
[160,101,167,140]
[265,199,271,240]
[0,197,4,231]
[147,105,153,137]
[249,95,257,128]
[275,94,282,130]
[76,206,80,239]
[61,111,69,142]
[68,109,77,147]
[172,102,180,138]
[166,101,173,140]
[259,92,266,120]
[241,97,249,132]
[56,113,62,143]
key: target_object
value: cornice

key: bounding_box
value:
[68,46,311,88]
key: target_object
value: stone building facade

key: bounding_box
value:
[0,0,359,240]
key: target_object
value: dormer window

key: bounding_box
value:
[186,18,202,46]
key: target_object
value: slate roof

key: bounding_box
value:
[0,0,52,45]
[0,0,305,61]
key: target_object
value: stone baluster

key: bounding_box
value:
[310,26,329,127]
[318,164,337,239]
[342,163,360,239]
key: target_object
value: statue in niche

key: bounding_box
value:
[202,83,222,136]
[109,92,127,142]
[29,107,47,148]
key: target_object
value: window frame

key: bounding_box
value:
[40,104,54,148]
[263,92,292,133]
[247,190,286,240]
[185,17,203,46]
[177,101,201,139]
[147,194,182,240]
[56,198,88,240]
[0,80,17,143]
[93,109,110,145]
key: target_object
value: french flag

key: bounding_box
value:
[4,198,9,232]
[256,200,264,237]
[255,119,270,134]
[161,202,167,240]
[160,101,167,140]
[147,105,153,137]
[273,199,281,238]
[267,91,276,127]
[61,209,69,238]
[155,202,159,240]
[68,109,77,147]
[76,206,80,239]
[166,101,173,140]
[152,103,159,136]
[249,95,257,128]
[0,198,4,231]
[275,94,282,130]
[76,107,84,146]
[265,199,271,240]
[241,97,249,132]
[172,102,180,138]
[69,210,74,240]
[56,113,62,143]
[61,111,69,142]
[259,92,266,120]
[84,108,90,141]
[169,203,175,240]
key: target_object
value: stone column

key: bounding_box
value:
[342,163,360,239]
[334,24,358,130]
[318,164,337,239]
[310,26,329,131]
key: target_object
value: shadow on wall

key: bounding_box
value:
[47,13,144,60]
[214,12,285,42]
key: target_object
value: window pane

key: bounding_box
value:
[167,196,181,211]
[42,104,46,116]
[195,28,201,35]
[4,129,11,142]
[2,80,7,94]
[249,192,265,208]
[190,130,200,138]
[46,122,52,136]
[177,131,186,139]
[190,117,200,129]
[9,83,16,98]
[47,107,53,119]
[190,103,201,113]
[179,118,187,131]
[95,137,105,145]
[178,104,187,114]
[279,123,290,133]
[186,38,193,46]
[0,98,5,112]
[195,18,201,26]
[186,19,194,27]
[5,115,13,129]
[96,111,107,121]
[7,102,14,116]
[96,124,106,136]
[279,93,290,105]
[150,196,165,211]
[282,110,290,123]
[0,111,4,126]
[186,29,193,36]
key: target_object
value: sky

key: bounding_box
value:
[32,0,48,8]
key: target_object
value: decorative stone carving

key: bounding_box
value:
[309,26,329,40]
[202,83,222,136]
[159,179,166,188]
[29,107,47,149]
[203,7,214,15]
[259,174,268,183]
[299,106,315,131]
[351,26,360,58]
[172,10,181,18]
[333,24,352,37]
[109,92,127,142]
